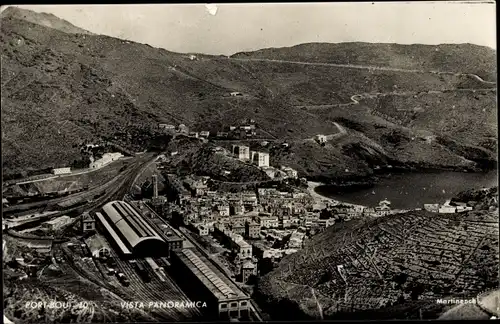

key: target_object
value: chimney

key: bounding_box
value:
[152,174,158,198]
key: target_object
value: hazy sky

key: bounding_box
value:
[12,2,497,55]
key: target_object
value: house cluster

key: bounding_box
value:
[158,123,211,139]
[89,152,123,170]
[423,199,473,213]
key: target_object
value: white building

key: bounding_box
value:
[197,224,209,236]
[159,124,176,130]
[259,215,279,228]
[199,131,210,138]
[236,240,252,259]
[42,216,72,231]
[424,204,439,212]
[217,205,230,217]
[315,134,327,144]
[439,205,456,213]
[52,167,71,175]
[89,152,123,170]
[230,92,243,97]
[250,151,270,167]
[232,145,250,161]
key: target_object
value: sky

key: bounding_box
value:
[10,2,498,55]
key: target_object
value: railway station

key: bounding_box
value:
[170,247,251,320]
[95,201,169,258]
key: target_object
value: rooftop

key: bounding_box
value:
[175,248,249,302]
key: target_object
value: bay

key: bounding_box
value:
[315,170,498,209]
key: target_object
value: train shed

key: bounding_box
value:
[95,201,169,258]
[170,248,251,320]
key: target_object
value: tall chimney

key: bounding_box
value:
[152,174,158,198]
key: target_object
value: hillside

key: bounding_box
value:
[1,8,497,182]
[255,188,499,320]
[1,6,93,35]
[232,42,497,82]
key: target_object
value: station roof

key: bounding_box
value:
[174,248,249,302]
[97,201,167,255]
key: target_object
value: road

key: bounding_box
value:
[296,88,496,110]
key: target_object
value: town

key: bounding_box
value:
[2,122,487,322]
[2,3,497,323]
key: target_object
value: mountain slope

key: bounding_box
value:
[255,188,499,320]
[232,42,497,82]
[1,8,497,180]
[1,6,93,35]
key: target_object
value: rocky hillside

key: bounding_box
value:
[255,188,499,320]
[1,8,497,181]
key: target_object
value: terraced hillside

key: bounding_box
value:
[255,189,499,320]
[1,8,497,182]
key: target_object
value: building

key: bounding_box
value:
[189,132,199,138]
[159,124,176,131]
[280,166,298,178]
[42,215,72,231]
[258,214,279,228]
[315,134,327,144]
[197,224,209,236]
[85,234,111,258]
[95,201,169,258]
[81,212,96,232]
[232,223,246,236]
[170,248,251,320]
[424,204,439,212]
[52,167,71,175]
[245,222,260,239]
[230,204,245,216]
[178,124,189,135]
[152,175,159,198]
[232,145,250,161]
[439,205,456,213]
[250,151,270,167]
[200,131,210,138]
[89,152,123,170]
[230,92,243,97]
[240,260,257,284]
[217,205,230,217]
[235,239,252,260]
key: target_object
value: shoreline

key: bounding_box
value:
[307,181,366,209]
